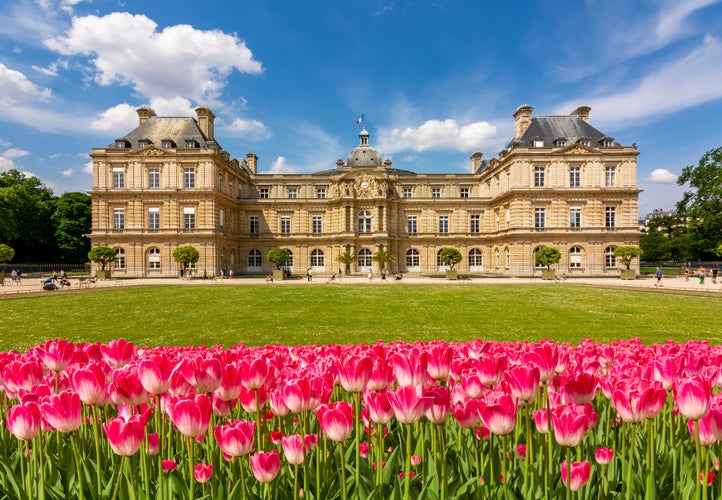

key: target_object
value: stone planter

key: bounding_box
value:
[541,269,556,280]
[445,270,458,280]
[272,269,285,281]
[96,270,111,280]
[620,269,637,280]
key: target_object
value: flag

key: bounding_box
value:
[356,114,364,125]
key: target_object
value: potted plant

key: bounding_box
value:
[172,246,200,279]
[267,247,291,280]
[439,247,462,280]
[88,245,116,280]
[372,247,396,279]
[613,246,643,279]
[337,250,356,276]
[534,246,561,280]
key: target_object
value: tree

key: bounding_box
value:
[337,251,355,276]
[613,246,643,270]
[639,231,671,262]
[438,247,462,270]
[677,146,722,259]
[172,246,200,272]
[52,192,92,263]
[88,246,117,271]
[534,246,561,270]
[372,248,396,271]
[267,248,291,269]
[0,243,14,263]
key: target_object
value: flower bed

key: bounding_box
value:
[1,337,721,499]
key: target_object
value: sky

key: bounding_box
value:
[2,0,722,217]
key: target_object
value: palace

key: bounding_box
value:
[88,105,640,278]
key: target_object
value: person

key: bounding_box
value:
[229,269,234,279]
[654,267,663,287]
[60,275,71,288]
[10,269,17,284]
[265,272,274,283]
[367,269,373,282]
[219,268,225,278]
[684,267,690,282]
[52,270,58,282]
[555,272,566,282]
[43,276,58,290]
[203,269,207,280]
[307,268,313,282]
[712,266,718,284]
[381,267,387,281]
[60,269,66,280]
[395,273,403,281]
[326,273,336,284]
[698,267,706,285]
[338,268,342,281]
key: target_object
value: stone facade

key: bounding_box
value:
[88,105,640,278]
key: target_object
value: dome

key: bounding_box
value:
[346,127,382,167]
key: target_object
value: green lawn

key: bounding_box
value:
[1,284,719,352]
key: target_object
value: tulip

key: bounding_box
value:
[3,360,44,395]
[6,401,42,441]
[505,365,540,403]
[551,404,589,447]
[181,355,223,393]
[595,447,615,465]
[162,460,177,472]
[194,463,212,483]
[338,355,372,393]
[524,341,561,383]
[71,363,107,405]
[426,343,453,381]
[425,385,451,424]
[560,460,591,491]
[167,394,212,438]
[452,399,482,429]
[364,390,395,424]
[460,371,486,399]
[612,381,666,423]
[563,372,598,405]
[674,375,712,420]
[281,434,306,464]
[477,355,508,387]
[213,419,255,457]
[137,354,174,394]
[39,338,75,372]
[239,384,267,413]
[283,378,316,413]
[532,409,549,434]
[317,401,354,442]
[112,366,152,406]
[480,393,517,436]
[214,361,244,401]
[40,391,82,433]
[100,338,134,368]
[147,433,160,456]
[688,407,722,446]
[102,415,145,456]
[389,385,433,424]
[250,450,281,482]
[241,357,270,390]
[391,349,428,387]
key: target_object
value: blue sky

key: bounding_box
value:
[2,0,722,216]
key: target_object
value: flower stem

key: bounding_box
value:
[625,424,636,500]
[404,423,412,500]
[340,440,348,500]
[70,433,84,500]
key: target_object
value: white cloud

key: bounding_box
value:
[149,97,195,117]
[0,147,29,172]
[89,103,137,132]
[377,119,497,153]
[2,148,29,159]
[61,168,73,177]
[32,62,58,76]
[0,63,52,106]
[224,118,271,141]
[647,168,679,183]
[82,159,92,174]
[264,156,297,174]
[45,12,263,103]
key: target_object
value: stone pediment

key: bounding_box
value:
[138,146,168,156]
[559,144,597,155]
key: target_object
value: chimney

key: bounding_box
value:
[513,105,533,140]
[571,106,591,122]
[136,106,156,125]
[246,152,258,175]
[470,151,483,173]
[195,107,216,141]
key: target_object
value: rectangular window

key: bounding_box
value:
[534,166,545,187]
[259,188,269,199]
[183,207,195,229]
[605,167,616,187]
[112,168,125,189]
[569,166,580,187]
[183,167,195,189]
[316,187,326,199]
[288,188,297,199]
[148,168,159,189]
[113,208,125,229]
[403,187,412,198]
[570,207,581,228]
[148,208,159,229]
[219,209,224,228]
[605,207,616,228]
[534,207,546,229]
[312,215,323,234]
[250,215,259,234]
[432,187,441,198]
[470,214,480,233]
[407,215,417,234]
[460,188,469,198]
[439,215,449,234]
[280,216,291,235]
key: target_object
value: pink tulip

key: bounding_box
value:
[425,385,451,424]
[551,404,589,447]
[563,372,598,405]
[389,385,433,424]
[391,350,428,387]
[688,407,722,446]
[426,343,453,381]
[317,401,354,442]
[367,358,394,391]
[214,362,244,401]
[103,415,146,456]
[250,450,281,483]
[147,433,160,456]
[194,463,212,483]
[182,355,223,393]
[561,460,591,491]
[167,394,212,438]
[240,357,270,390]
[162,460,177,472]
[476,356,508,387]
[480,393,517,436]
[612,381,666,423]
[281,434,306,464]
[674,375,712,420]
[452,399,482,429]
[112,366,152,406]
[213,419,255,457]
[282,378,315,413]
[364,390,395,425]
[39,338,75,373]
[239,384,267,413]
[505,365,540,403]
[460,371,486,399]
[6,401,42,440]
[410,454,422,466]
[701,471,716,486]
[100,338,134,368]
[137,354,175,395]
[525,342,561,383]
[40,391,82,433]
[653,356,681,391]
[338,355,372,393]
[532,409,549,434]
[595,447,614,465]
[3,360,44,394]
[268,389,289,417]
[71,363,107,405]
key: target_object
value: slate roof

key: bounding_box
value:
[508,115,619,149]
[112,116,221,150]
[312,167,417,176]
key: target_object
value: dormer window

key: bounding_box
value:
[162,139,175,149]
[578,138,590,147]
[138,139,152,148]
[553,138,567,148]
[600,137,614,148]
[114,139,130,149]
[532,137,544,147]
[185,139,199,149]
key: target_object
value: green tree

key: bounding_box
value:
[337,250,355,275]
[172,246,200,272]
[88,246,117,271]
[677,146,722,259]
[439,247,462,270]
[372,248,396,272]
[267,248,291,269]
[613,246,643,270]
[52,192,92,263]
[0,243,14,263]
[534,246,561,270]
[639,231,671,262]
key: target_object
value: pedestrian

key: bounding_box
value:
[367,269,373,282]
[307,268,313,282]
[229,269,234,279]
[338,268,342,281]
[654,267,663,287]
[712,266,718,284]
[698,267,706,285]
[203,269,207,280]
[381,267,386,280]
[684,267,689,281]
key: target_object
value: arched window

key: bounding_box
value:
[284,249,294,267]
[358,210,372,233]
[147,247,160,270]
[406,248,420,268]
[310,249,324,267]
[469,248,483,267]
[114,248,125,269]
[569,246,583,268]
[248,249,262,267]
[605,246,616,268]
[358,248,372,267]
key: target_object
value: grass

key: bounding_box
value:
[1,284,720,352]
